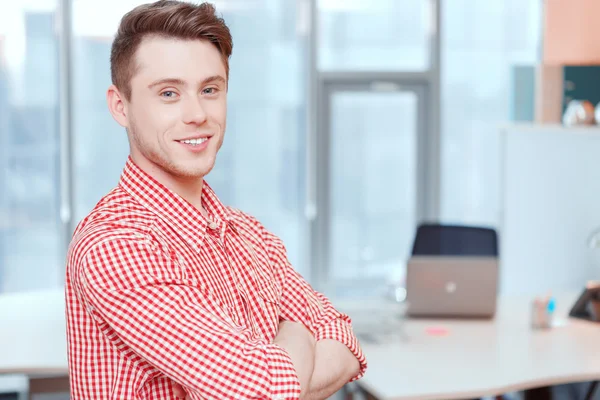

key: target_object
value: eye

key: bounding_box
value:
[203,87,219,95]
[160,90,178,99]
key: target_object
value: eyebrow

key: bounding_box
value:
[147,75,226,90]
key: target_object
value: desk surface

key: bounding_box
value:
[0,289,68,376]
[351,293,600,400]
[3,289,600,400]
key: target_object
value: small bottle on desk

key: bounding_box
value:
[531,295,555,329]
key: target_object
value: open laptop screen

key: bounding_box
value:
[411,224,498,257]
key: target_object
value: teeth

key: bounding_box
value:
[180,138,208,146]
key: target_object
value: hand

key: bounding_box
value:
[173,382,189,399]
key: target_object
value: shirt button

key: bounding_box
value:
[208,221,218,230]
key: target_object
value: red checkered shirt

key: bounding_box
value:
[65,157,367,399]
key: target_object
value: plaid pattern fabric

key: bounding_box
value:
[65,157,366,399]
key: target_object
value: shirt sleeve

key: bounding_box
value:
[261,228,368,382]
[76,235,301,400]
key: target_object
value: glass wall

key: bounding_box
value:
[0,1,61,293]
[318,0,430,71]
[317,0,431,297]
[440,0,541,225]
[0,0,543,295]
[326,88,419,294]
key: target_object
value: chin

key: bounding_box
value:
[173,168,208,180]
[176,163,214,179]
[158,151,216,179]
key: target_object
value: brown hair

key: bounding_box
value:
[110,0,233,101]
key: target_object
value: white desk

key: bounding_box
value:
[351,293,600,400]
[0,289,68,394]
[3,290,600,400]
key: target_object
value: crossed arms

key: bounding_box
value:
[77,225,366,399]
[274,321,360,399]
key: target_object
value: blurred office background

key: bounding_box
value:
[8,0,600,399]
[0,0,541,297]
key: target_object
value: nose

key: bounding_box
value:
[182,96,208,125]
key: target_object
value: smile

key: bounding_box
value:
[177,138,208,146]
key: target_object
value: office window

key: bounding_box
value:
[71,0,129,222]
[72,0,308,276]
[441,0,541,225]
[0,2,61,293]
[316,0,433,297]
[318,0,431,71]
[326,88,420,297]
[211,0,308,275]
[0,0,544,296]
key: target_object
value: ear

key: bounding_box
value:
[107,84,129,128]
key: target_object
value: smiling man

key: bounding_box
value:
[64,1,366,399]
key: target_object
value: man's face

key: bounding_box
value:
[112,36,227,180]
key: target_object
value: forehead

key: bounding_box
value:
[132,36,226,83]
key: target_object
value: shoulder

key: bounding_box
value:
[67,187,160,280]
[226,206,260,226]
[225,206,286,252]
[225,206,264,239]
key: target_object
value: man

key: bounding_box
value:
[65,1,366,399]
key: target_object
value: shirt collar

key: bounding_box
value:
[118,156,231,244]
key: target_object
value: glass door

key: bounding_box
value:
[314,81,428,298]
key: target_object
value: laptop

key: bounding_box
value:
[405,256,499,318]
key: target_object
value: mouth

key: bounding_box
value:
[175,135,212,152]
[175,137,209,147]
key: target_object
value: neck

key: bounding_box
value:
[131,155,207,216]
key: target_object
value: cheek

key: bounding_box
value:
[134,103,179,133]
[129,102,153,128]
[205,95,226,116]
[211,100,228,128]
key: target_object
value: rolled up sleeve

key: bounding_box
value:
[314,317,366,381]
[261,228,368,381]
